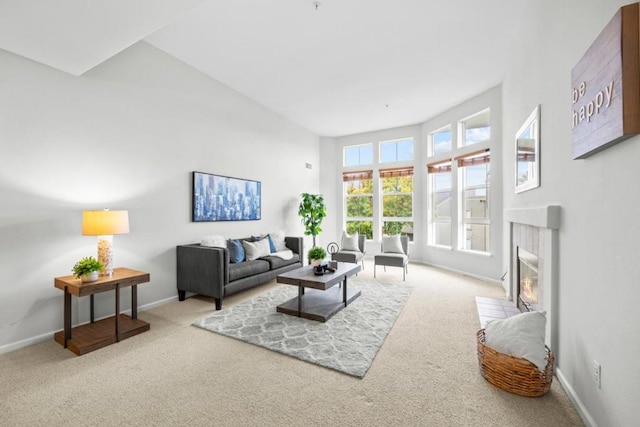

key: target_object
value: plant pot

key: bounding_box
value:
[310,259,322,267]
[81,271,99,283]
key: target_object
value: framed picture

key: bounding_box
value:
[192,171,261,222]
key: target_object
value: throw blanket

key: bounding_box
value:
[270,249,293,260]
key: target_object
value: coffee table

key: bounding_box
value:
[276,262,361,322]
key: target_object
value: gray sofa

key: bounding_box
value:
[176,236,303,310]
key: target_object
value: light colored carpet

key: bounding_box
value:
[0,263,584,426]
[193,278,412,378]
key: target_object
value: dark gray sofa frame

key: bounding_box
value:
[177,236,303,310]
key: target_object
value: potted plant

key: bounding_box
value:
[298,193,326,248]
[308,246,327,267]
[72,256,104,283]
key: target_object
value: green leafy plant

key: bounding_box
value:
[298,193,326,247]
[72,256,104,278]
[307,246,327,261]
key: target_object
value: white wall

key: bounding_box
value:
[0,41,319,352]
[502,1,640,425]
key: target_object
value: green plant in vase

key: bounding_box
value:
[308,246,327,266]
[72,256,104,282]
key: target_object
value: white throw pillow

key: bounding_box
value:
[242,238,271,261]
[269,230,288,251]
[341,231,360,252]
[382,235,404,254]
[201,235,227,248]
[484,311,548,372]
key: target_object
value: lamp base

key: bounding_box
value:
[97,235,114,276]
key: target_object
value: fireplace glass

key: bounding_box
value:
[517,247,538,312]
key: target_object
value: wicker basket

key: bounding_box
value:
[476,329,554,397]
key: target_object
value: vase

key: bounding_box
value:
[81,271,99,283]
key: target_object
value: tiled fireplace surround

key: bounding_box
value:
[504,205,561,352]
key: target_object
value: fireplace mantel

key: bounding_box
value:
[504,205,560,229]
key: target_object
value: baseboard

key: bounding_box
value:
[415,260,504,287]
[556,367,597,427]
[0,294,179,356]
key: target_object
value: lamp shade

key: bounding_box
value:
[82,210,129,236]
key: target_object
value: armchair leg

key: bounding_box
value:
[374,264,376,278]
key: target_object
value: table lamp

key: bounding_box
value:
[82,209,129,277]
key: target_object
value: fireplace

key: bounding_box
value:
[517,247,538,312]
[505,205,560,351]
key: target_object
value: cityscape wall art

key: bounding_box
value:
[192,171,261,222]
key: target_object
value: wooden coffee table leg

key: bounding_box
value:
[343,277,347,306]
[298,286,303,316]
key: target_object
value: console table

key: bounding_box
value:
[54,267,151,355]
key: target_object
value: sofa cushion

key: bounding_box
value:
[228,239,245,263]
[261,254,300,270]
[341,231,360,252]
[243,238,271,261]
[229,259,270,282]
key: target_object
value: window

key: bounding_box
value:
[426,108,491,254]
[457,150,490,252]
[427,161,452,247]
[343,170,373,239]
[430,126,452,156]
[380,138,414,163]
[459,109,490,147]
[380,167,413,241]
[344,143,373,167]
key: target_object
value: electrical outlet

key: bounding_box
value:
[592,359,601,389]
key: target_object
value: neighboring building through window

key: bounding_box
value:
[344,143,373,166]
[458,150,490,252]
[427,161,452,247]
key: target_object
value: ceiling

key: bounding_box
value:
[0,0,528,137]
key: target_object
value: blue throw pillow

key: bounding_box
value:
[267,234,277,253]
[227,239,245,263]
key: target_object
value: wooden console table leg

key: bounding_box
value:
[90,294,95,323]
[131,285,138,319]
[115,284,120,342]
[64,287,72,347]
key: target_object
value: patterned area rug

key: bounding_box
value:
[193,277,412,378]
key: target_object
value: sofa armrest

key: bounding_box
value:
[177,244,228,300]
[285,236,303,258]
